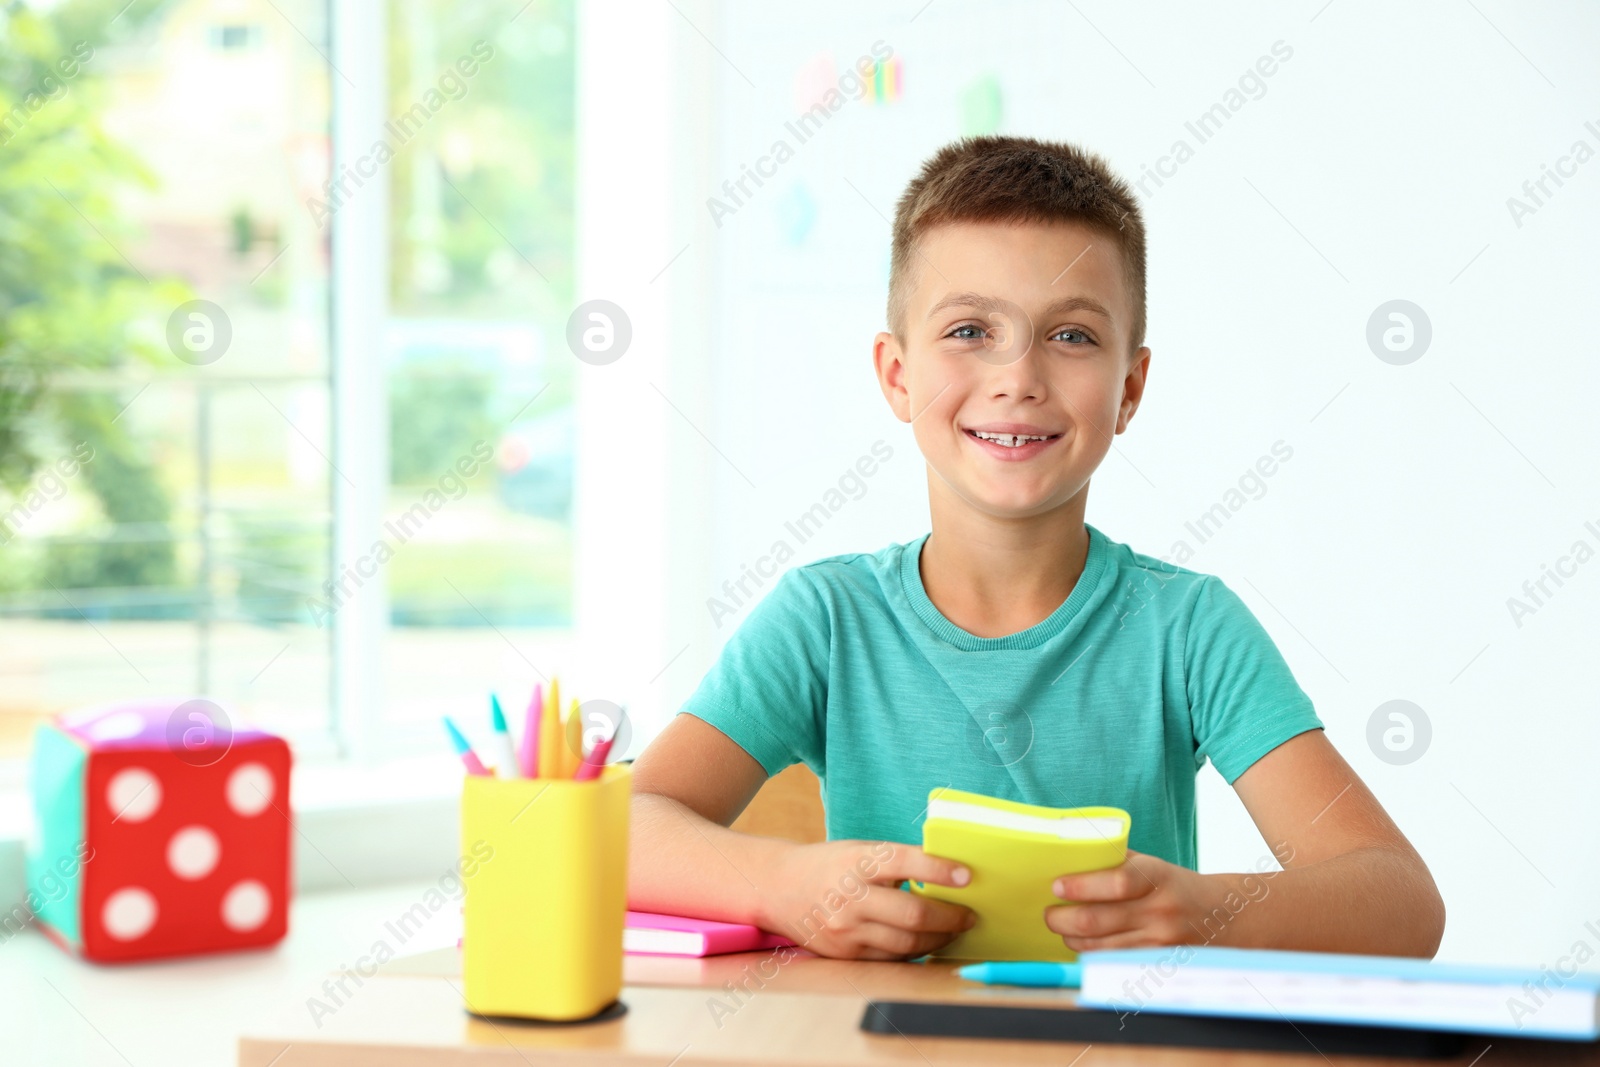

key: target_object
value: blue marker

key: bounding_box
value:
[957,961,1082,988]
[442,716,490,776]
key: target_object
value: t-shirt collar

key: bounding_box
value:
[899,523,1111,651]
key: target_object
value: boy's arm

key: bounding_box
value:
[1222,728,1445,955]
[628,712,786,926]
[628,713,977,958]
[1046,730,1446,957]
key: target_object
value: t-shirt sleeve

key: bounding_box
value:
[1184,575,1324,783]
[676,567,830,778]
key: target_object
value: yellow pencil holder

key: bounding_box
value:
[460,764,631,1022]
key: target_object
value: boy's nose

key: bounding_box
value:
[984,346,1049,401]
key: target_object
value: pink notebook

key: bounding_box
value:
[624,911,797,957]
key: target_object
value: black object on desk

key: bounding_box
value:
[860,1000,1469,1059]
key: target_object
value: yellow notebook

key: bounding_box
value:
[909,787,1130,962]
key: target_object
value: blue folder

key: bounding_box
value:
[1077,947,1600,1040]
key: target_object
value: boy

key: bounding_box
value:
[629,136,1444,961]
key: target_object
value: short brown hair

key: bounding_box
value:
[888,135,1146,353]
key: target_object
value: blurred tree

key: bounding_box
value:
[230,206,254,257]
[389,365,494,484]
[386,0,575,321]
[0,1,183,601]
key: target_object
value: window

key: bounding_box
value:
[0,0,335,761]
[0,0,577,764]
[377,0,577,753]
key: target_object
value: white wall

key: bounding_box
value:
[618,0,1600,966]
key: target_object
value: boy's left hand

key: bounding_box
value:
[1042,850,1213,951]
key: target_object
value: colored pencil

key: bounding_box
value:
[537,676,562,777]
[517,683,543,777]
[574,734,614,782]
[561,697,583,778]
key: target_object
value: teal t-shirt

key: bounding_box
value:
[679,523,1323,869]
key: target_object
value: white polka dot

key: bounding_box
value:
[226,762,274,817]
[87,711,145,741]
[106,768,161,823]
[166,825,220,880]
[221,880,271,932]
[102,887,158,941]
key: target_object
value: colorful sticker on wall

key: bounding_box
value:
[792,52,838,113]
[867,55,903,104]
[773,182,816,248]
[959,73,1003,135]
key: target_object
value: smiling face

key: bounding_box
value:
[874,219,1151,522]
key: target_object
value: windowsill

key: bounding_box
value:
[0,754,467,912]
[293,753,464,811]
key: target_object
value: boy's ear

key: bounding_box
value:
[873,330,913,424]
[1116,346,1152,435]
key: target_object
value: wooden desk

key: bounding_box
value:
[239,948,1600,1067]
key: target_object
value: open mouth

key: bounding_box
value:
[963,429,1063,449]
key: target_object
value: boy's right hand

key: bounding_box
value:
[760,839,976,960]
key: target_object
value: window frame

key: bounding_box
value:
[329,0,391,763]
[0,0,699,897]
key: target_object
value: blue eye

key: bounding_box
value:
[948,324,985,341]
[1053,328,1091,344]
